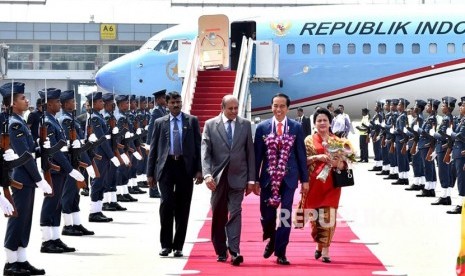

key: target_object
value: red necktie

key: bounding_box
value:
[277,122,283,136]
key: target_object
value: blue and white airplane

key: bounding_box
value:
[95,5,465,117]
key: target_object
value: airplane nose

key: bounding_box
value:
[95,55,132,93]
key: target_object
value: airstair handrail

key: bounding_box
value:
[181,37,201,114]
[233,35,248,99]
[238,38,254,119]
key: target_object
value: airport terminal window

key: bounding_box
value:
[448,43,455,54]
[395,43,404,54]
[317,44,325,55]
[8,44,33,70]
[412,43,420,54]
[363,43,371,54]
[287,44,295,54]
[302,43,310,54]
[429,43,437,54]
[109,45,139,61]
[348,43,356,54]
[332,43,340,55]
[378,43,386,54]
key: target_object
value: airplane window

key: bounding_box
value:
[448,43,455,54]
[154,40,172,53]
[348,43,356,54]
[429,43,437,54]
[332,43,340,55]
[363,43,371,54]
[378,43,386,54]
[317,44,325,55]
[302,44,310,54]
[170,40,178,53]
[412,43,420,54]
[287,44,295,54]
[395,43,404,54]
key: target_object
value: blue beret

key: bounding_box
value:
[115,95,129,103]
[375,100,384,107]
[415,99,427,109]
[85,92,102,102]
[398,98,410,107]
[391,99,399,105]
[129,95,136,102]
[60,90,75,102]
[153,89,166,98]
[459,96,465,107]
[102,93,114,102]
[147,96,153,103]
[138,96,146,102]
[39,88,61,100]
[384,99,391,105]
[0,82,25,98]
[427,98,441,108]
[442,96,457,108]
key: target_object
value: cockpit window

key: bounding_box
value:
[170,40,178,53]
[140,39,173,53]
[154,40,172,53]
[141,39,160,50]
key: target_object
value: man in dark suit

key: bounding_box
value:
[295,107,311,137]
[201,95,257,266]
[254,93,309,265]
[147,91,203,258]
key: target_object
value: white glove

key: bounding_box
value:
[110,156,121,167]
[0,195,14,216]
[429,129,435,136]
[71,140,81,148]
[88,133,98,143]
[142,143,150,151]
[112,127,119,135]
[121,153,130,165]
[69,169,85,182]
[124,132,132,139]
[86,165,96,178]
[413,125,419,132]
[60,145,68,152]
[3,149,19,161]
[133,151,142,160]
[36,179,52,194]
[136,128,142,135]
[43,138,51,149]
[144,125,149,131]
[381,122,386,128]
[403,127,408,133]
[446,128,453,135]
[389,128,394,134]
[430,151,437,160]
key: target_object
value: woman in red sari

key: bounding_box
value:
[304,108,347,263]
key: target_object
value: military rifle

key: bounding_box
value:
[86,93,105,178]
[406,126,420,155]
[109,92,125,166]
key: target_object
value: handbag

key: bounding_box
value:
[332,168,355,188]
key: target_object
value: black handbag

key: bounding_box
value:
[332,168,355,188]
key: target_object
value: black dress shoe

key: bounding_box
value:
[416,189,436,197]
[173,250,183,257]
[102,202,117,211]
[368,166,383,172]
[80,188,89,196]
[392,179,408,185]
[123,194,138,202]
[322,256,331,263]
[446,205,462,214]
[3,262,30,276]
[159,248,172,256]
[384,174,398,180]
[277,256,290,265]
[73,224,95,235]
[53,239,76,252]
[138,181,149,188]
[40,240,64,253]
[376,170,390,176]
[231,253,244,266]
[314,250,322,260]
[132,186,147,194]
[89,212,113,223]
[263,240,275,259]
[18,261,45,275]
[405,184,422,191]
[217,253,228,262]
[109,202,127,211]
[117,194,131,202]
[62,225,83,236]
[431,196,452,206]
[149,188,161,198]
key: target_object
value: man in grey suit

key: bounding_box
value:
[147,91,203,258]
[201,95,258,266]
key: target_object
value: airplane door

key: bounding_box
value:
[198,14,230,69]
[230,21,256,70]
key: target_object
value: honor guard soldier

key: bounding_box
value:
[147,89,167,198]
[377,100,391,176]
[448,97,465,214]
[391,98,410,185]
[405,99,426,191]
[101,93,128,211]
[58,90,96,235]
[383,99,399,180]
[38,88,85,254]
[86,91,121,222]
[416,99,440,197]
[1,82,51,276]
[135,96,150,189]
[368,101,384,172]
[431,96,457,206]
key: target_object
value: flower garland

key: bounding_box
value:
[264,132,296,208]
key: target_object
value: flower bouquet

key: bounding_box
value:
[264,132,296,208]
[316,136,356,182]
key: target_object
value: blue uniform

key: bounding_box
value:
[115,109,131,189]
[452,116,465,197]
[385,111,399,174]
[371,111,383,165]
[5,114,42,251]
[434,114,456,189]
[102,110,118,194]
[147,105,166,197]
[394,111,410,179]
[410,113,425,182]
[418,113,437,184]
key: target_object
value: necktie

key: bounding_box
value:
[277,122,283,136]
[226,120,233,146]
[173,117,182,155]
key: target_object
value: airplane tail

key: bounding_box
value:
[457,201,465,275]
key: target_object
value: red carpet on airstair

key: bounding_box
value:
[184,194,386,275]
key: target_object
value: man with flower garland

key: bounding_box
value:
[254,93,309,265]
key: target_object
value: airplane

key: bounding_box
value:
[95,4,465,118]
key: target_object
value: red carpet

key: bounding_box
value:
[184,194,386,275]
